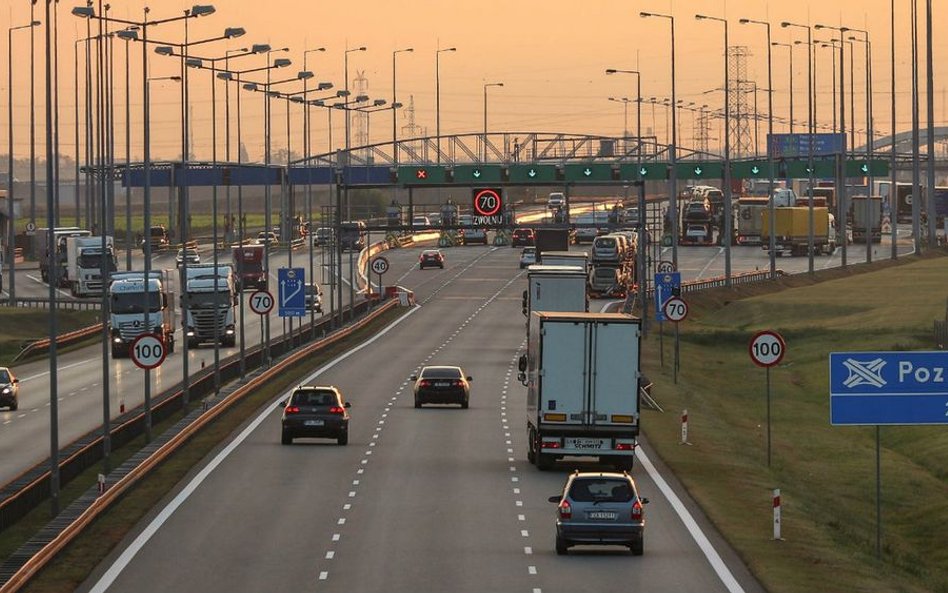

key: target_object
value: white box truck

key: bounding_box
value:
[65,235,116,297]
[522,265,588,320]
[519,312,642,471]
[538,250,588,273]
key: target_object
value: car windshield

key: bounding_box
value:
[596,238,616,248]
[569,479,634,502]
[420,367,462,379]
[291,389,338,407]
[423,251,440,257]
[111,292,162,314]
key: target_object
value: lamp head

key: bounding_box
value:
[639,12,652,17]
[155,46,175,56]
[317,82,333,90]
[116,30,139,41]
[314,100,325,107]
[224,27,246,39]
[170,76,183,82]
[355,94,369,102]
[291,96,303,103]
[243,82,257,91]
[373,99,386,106]
[336,90,350,97]
[190,5,216,17]
[251,44,271,54]
[273,58,292,68]
[392,102,403,109]
[31,20,42,26]
[297,71,315,80]
[217,72,233,80]
[71,6,95,17]
[186,58,203,68]
[813,24,826,30]
[780,21,792,28]
[739,18,749,24]
[605,69,617,74]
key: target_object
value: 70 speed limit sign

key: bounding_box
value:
[749,330,786,367]
[663,297,688,322]
[249,290,274,315]
[130,333,167,370]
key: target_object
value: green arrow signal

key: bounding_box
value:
[860,163,869,173]
[472,169,481,178]
[694,166,703,176]
[751,166,760,175]
[639,167,648,176]
[583,168,592,177]
[806,167,813,174]
[528,168,537,178]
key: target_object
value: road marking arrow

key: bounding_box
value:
[472,169,482,178]
[694,166,703,176]
[528,168,537,178]
[751,166,760,175]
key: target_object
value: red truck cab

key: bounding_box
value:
[232,244,267,291]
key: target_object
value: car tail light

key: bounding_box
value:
[452,380,463,387]
[419,380,431,387]
[632,498,644,521]
[558,499,572,520]
[285,406,301,414]
[329,406,345,414]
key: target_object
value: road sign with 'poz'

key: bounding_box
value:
[830,351,948,425]
[371,256,390,275]
[130,333,167,370]
[249,290,274,315]
[277,267,306,318]
[749,331,786,367]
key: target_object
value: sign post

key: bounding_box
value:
[654,272,681,370]
[663,297,688,384]
[371,256,389,299]
[749,330,786,467]
[130,333,168,371]
[249,290,274,360]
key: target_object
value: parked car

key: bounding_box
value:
[419,249,445,269]
[280,385,350,445]
[548,471,649,556]
[411,365,472,408]
[304,283,323,313]
[519,247,537,269]
[511,228,536,247]
[0,367,19,411]
[175,248,201,267]
[312,227,333,246]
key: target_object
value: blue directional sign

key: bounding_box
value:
[829,351,948,425]
[654,272,681,322]
[768,133,844,158]
[277,267,306,318]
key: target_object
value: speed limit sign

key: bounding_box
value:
[663,297,688,322]
[657,260,675,273]
[130,333,167,370]
[371,256,390,275]
[749,330,786,367]
[249,290,274,315]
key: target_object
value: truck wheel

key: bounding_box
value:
[111,345,123,358]
[536,453,554,471]
[187,338,200,349]
[527,428,537,464]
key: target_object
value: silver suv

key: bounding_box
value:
[548,471,649,555]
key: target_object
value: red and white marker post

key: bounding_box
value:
[679,409,691,445]
[773,488,782,540]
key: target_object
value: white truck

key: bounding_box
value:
[519,312,642,471]
[522,265,588,320]
[182,263,238,348]
[108,270,176,359]
[65,236,116,297]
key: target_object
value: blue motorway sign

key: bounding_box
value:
[654,272,681,322]
[277,267,306,318]
[829,351,948,425]
[768,133,845,158]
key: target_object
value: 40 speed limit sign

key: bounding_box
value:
[749,330,786,367]
[130,333,168,370]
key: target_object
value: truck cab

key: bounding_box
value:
[108,271,176,358]
[66,236,117,297]
[232,244,267,291]
[182,264,237,348]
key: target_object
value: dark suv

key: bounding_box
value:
[511,228,536,247]
[280,386,350,445]
[548,471,649,555]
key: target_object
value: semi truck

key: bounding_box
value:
[519,312,642,471]
[849,196,883,244]
[736,197,769,245]
[146,225,171,251]
[65,235,116,297]
[522,265,588,321]
[232,244,267,291]
[182,263,237,348]
[534,228,571,258]
[761,207,836,256]
[108,270,176,358]
[35,227,90,285]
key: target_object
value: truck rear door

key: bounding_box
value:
[539,321,587,426]
[590,321,640,427]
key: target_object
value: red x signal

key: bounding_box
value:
[415,168,428,180]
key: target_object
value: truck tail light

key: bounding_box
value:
[558,499,572,520]
[614,442,635,451]
[541,439,562,449]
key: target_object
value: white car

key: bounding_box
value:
[548,192,566,210]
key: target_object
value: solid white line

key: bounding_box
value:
[20,357,100,383]
[27,274,74,299]
[696,248,724,280]
[636,446,746,593]
[87,305,421,593]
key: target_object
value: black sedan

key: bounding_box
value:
[280,386,350,445]
[0,367,19,411]
[419,249,445,269]
[412,366,472,409]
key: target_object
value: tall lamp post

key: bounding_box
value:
[784,20,817,274]
[392,47,413,164]
[848,31,874,262]
[695,13,733,285]
[344,46,367,220]
[606,69,642,160]
[483,82,503,162]
[741,17,777,278]
[640,12,678,269]
[770,41,794,133]
[6,19,41,303]
[435,46,457,164]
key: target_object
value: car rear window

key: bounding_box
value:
[291,390,337,407]
[420,367,462,379]
[595,238,617,249]
[569,479,634,502]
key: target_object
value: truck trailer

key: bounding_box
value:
[761,206,836,256]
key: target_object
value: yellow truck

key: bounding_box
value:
[761,206,837,257]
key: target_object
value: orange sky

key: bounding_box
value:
[2,0,946,163]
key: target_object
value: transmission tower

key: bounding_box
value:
[353,69,369,150]
[727,46,753,157]
[695,109,710,155]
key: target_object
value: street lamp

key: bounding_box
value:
[606,69,642,160]
[770,42,794,133]
[639,11,678,268]
[435,46,457,164]
[849,32,875,263]
[483,82,503,162]
[344,46,367,221]
[6,19,40,302]
[783,20,818,273]
[392,47,413,164]
[741,17,777,278]
[695,13,733,285]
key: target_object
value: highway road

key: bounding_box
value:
[79,244,765,593]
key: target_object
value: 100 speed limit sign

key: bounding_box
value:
[749,330,786,367]
[130,333,167,370]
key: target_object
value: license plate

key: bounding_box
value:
[433,381,451,387]
[588,511,617,520]
[304,420,324,427]
[565,438,607,450]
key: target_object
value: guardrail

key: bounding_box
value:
[0,299,401,592]
[645,269,785,300]
[0,297,102,311]
[11,323,104,363]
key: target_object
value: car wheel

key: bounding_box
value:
[414,398,422,409]
[630,537,644,556]
[281,431,292,445]
[555,535,570,555]
[461,397,469,409]
[337,431,348,446]
[9,399,18,412]
[536,452,554,471]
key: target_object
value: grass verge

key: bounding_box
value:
[641,250,948,593]
[8,306,405,593]
[0,310,101,367]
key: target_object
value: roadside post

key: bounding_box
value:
[773,489,782,540]
[829,350,948,559]
[749,330,786,467]
[249,289,274,362]
[371,255,389,302]
[663,296,688,384]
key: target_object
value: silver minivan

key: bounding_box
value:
[591,235,626,264]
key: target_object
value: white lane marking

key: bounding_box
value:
[3,420,10,425]
[337,518,346,525]
[528,566,537,575]
[343,504,351,510]
[520,530,529,537]
[524,546,532,555]
[20,357,100,382]
[516,501,523,507]
[332,534,340,541]
[696,247,725,279]
[637,446,746,593]
[86,306,422,593]
[318,572,328,581]
[325,551,335,560]
[348,491,356,498]
[533,588,542,593]
[27,274,73,299]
